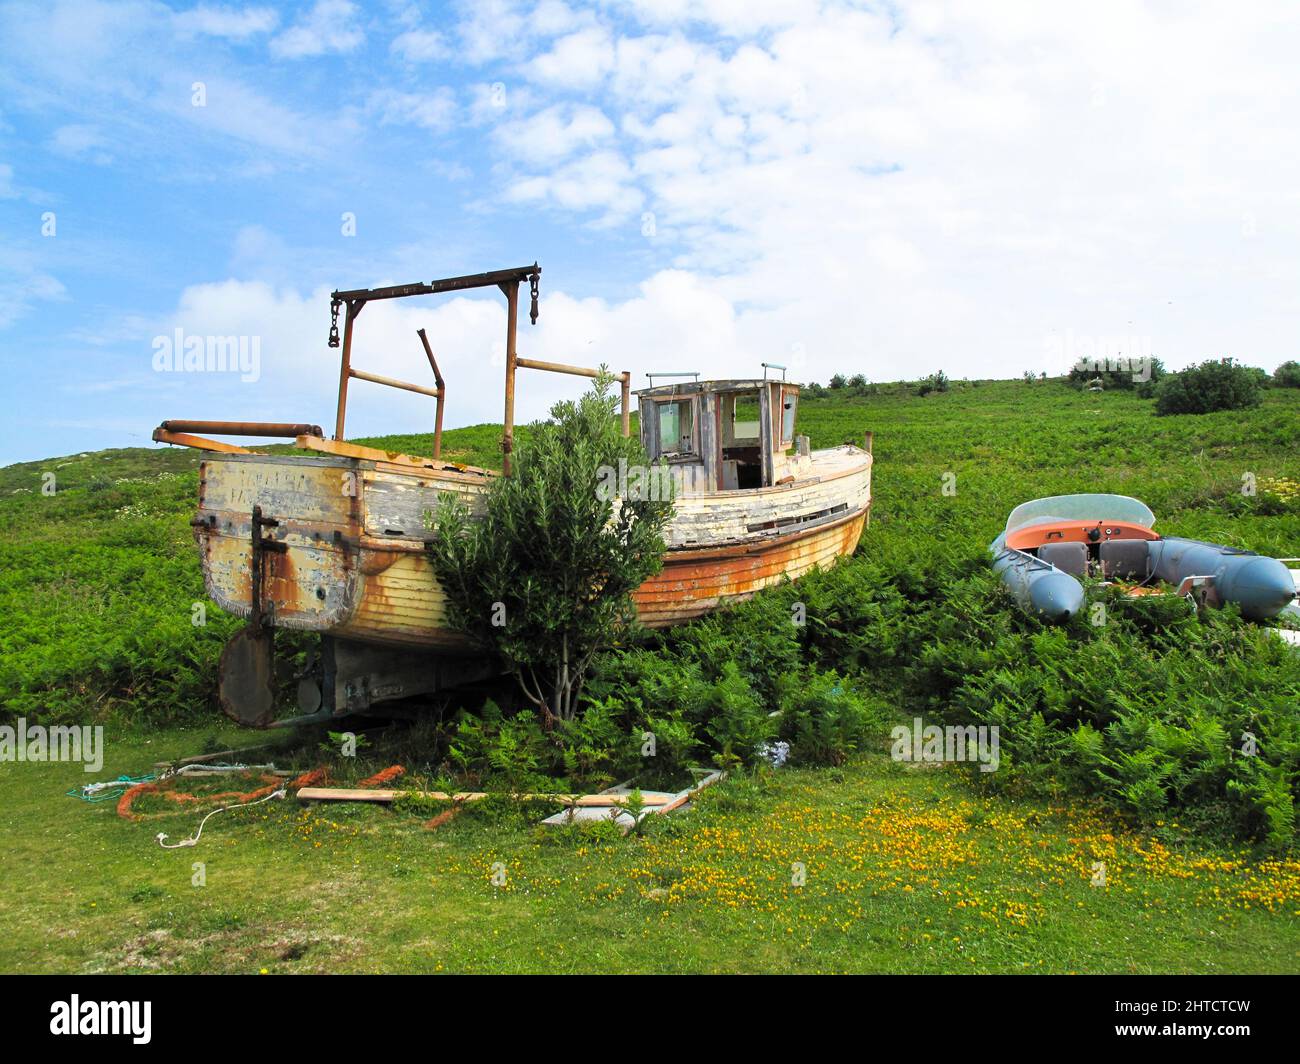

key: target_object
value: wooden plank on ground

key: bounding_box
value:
[295,787,671,807]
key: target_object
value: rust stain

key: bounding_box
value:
[358,548,404,578]
[265,548,299,614]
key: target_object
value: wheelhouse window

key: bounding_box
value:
[721,389,764,489]
[657,398,695,456]
[731,392,761,441]
[780,387,798,445]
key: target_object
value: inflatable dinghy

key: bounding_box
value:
[989,494,1296,623]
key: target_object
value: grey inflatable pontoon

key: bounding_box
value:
[989,494,1296,623]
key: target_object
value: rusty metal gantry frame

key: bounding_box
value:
[330,263,631,474]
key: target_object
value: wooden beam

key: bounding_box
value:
[502,281,519,475]
[152,429,253,454]
[296,787,671,807]
[515,356,604,379]
[292,434,495,476]
[348,366,444,399]
[655,770,725,815]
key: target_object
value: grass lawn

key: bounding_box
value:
[2,726,1295,973]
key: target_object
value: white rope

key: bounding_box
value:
[155,786,286,849]
[71,763,277,802]
[78,778,143,798]
[160,761,277,781]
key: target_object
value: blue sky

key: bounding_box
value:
[2,0,1298,465]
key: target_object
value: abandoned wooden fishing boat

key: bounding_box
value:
[154,264,873,726]
[990,493,1296,622]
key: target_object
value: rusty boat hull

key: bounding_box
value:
[194,440,872,650]
[636,507,867,625]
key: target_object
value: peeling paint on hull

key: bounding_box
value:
[193,447,870,650]
[635,509,867,626]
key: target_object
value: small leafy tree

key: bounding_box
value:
[1272,360,1300,388]
[425,373,674,724]
[1067,357,1165,392]
[1154,358,1264,415]
[915,369,949,396]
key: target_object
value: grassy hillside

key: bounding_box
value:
[3,380,1295,726]
[1,379,1298,973]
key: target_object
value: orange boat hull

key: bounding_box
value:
[635,508,867,627]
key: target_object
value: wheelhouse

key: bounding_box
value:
[636,377,808,494]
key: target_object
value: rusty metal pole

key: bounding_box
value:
[334,301,359,441]
[620,371,631,437]
[417,328,446,459]
[502,282,519,475]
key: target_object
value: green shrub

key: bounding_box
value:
[555,699,627,792]
[920,602,1300,849]
[446,700,549,792]
[1272,360,1300,388]
[1067,357,1165,392]
[697,661,774,769]
[669,593,802,707]
[1154,359,1265,415]
[775,669,877,766]
[916,370,949,396]
[582,649,708,787]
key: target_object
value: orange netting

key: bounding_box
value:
[423,806,463,832]
[117,767,328,821]
[357,765,405,788]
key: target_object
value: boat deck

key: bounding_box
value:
[665,444,871,549]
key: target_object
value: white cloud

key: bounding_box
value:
[0,246,67,329]
[455,0,594,64]
[368,88,458,132]
[505,149,644,222]
[48,124,113,164]
[482,0,1300,379]
[270,0,363,59]
[621,0,818,36]
[527,27,615,88]
[0,0,326,163]
[391,28,447,61]
[174,75,324,157]
[492,103,614,164]
[173,4,278,39]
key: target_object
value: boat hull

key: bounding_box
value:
[636,508,867,626]
[194,447,871,651]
